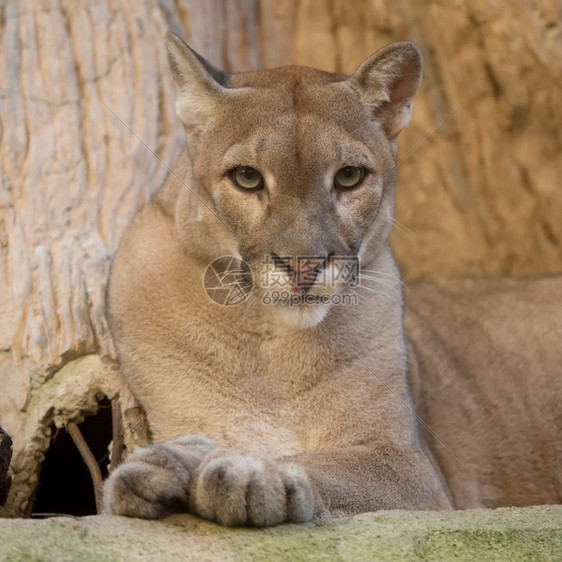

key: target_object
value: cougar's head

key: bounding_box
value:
[166,33,422,329]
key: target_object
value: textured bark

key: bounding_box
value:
[0,0,560,516]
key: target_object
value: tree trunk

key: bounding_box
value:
[0,0,560,517]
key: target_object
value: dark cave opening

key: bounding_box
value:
[32,397,113,517]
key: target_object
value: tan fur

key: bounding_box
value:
[406,277,562,508]
[103,33,561,525]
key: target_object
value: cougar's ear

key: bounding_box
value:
[349,42,423,140]
[165,32,229,131]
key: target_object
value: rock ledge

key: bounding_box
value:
[1,505,561,561]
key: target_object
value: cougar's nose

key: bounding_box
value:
[271,254,326,293]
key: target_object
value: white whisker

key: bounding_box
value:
[356,274,401,294]
[388,216,415,240]
[347,288,370,304]
[352,285,388,299]
[360,269,407,287]
[352,283,401,304]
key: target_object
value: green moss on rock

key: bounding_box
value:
[0,506,560,561]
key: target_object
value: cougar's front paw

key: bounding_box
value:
[103,435,215,519]
[189,451,315,527]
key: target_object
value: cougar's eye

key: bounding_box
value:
[334,166,365,190]
[230,166,264,191]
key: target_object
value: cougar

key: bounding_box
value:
[103,32,562,525]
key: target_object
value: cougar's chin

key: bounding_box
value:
[276,303,331,330]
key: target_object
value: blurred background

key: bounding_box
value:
[0,0,560,517]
